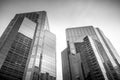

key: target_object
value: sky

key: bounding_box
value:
[0,0,120,80]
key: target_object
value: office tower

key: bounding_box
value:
[75,36,108,80]
[0,11,56,80]
[62,26,120,80]
[61,48,72,80]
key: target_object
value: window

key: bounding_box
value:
[35,58,40,67]
[16,55,23,65]
[5,51,13,62]
[11,41,17,49]
[22,58,27,68]
[2,32,33,79]
[11,53,18,64]
[28,58,34,68]
[25,72,31,80]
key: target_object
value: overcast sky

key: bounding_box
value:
[0,0,120,80]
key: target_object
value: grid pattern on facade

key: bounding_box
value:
[17,12,39,23]
[0,11,56,80]
[66,26,99,54]
[0,32,32,80]
[40,30,56,77]
[84,37,106,80]
[74,37,105,80]
[66,26,98,42]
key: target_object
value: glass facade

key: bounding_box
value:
[0,17,35,80]
[75,36,107,80]
[66,26,98,54]
[61,48,72,80]
[0,32,32,80]
[0,11,56,80]
[62,26,120,80]
[40,30,56,77]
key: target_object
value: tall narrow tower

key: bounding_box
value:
[0,11,56,80]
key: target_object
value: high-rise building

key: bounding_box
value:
[0,11,56,80]
[75,36,108,80]
[62,26,120,80]
[61,48,72,80]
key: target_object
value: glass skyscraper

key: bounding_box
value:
[62,26,120,80]
[0,11,56,80]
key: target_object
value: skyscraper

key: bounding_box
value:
[0,11,56,80]
[61,48,72,80]
[62,26,120,80]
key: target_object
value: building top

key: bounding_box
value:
[17,10,47,15]
[66,25,93,31]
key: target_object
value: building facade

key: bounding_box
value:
[62,26,120,80]
[0,11,56,80]
[61,48,72,80]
